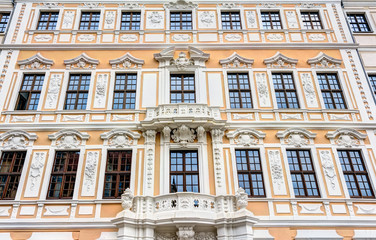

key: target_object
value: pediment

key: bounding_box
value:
[219,52,254,68]
[18,53,54,70]
[164,0,198,9]
[264,52,298,68]
[154,46,209,70]
[307,52,342,68]
[49,129,90,149]
[276,128,316,147]
[64,53,99,70]
[326,128,366,148]
[226,129,266,146]
[109,53,145,69]
[0,130,37,149]
[101,129,141,148]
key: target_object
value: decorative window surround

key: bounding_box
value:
[0,130,37,149]
[64,53,99,70]
[295,229,342,240]
[219,52,254,69]
[17,53,54,70]
[307,52,342,68]
[226,128,266,146]
[101,129,141,148]
[48,129,90,149]
[264,52,298,68]
[326,128,366,147]
[109,53,144,69]
[276,128,316,147]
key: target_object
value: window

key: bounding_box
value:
[228,73,252,108]
[121,12,141,30]
[170,12,192,30]
[369,75,376,96]
[272,73,300,109]
[287,150,320,197]
[170,74,195,103]
[221,12,242,30]
[64,74,91,110]
[170,151,199,193]
[236,150,265,197]
[0,13,10,33]
[79,12,100,30]
[317,73,346,109]
[113,74,137,109]
[37,12,59,30]
[347,14,371,32]
[103,151,132,198]
[338,150,374,198]
[0,151,26,200]
[301,12,322,30]
[261,12,282,29]
[16,74,45,111]
[47,151,79,199]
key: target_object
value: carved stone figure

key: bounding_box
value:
[171,125,196,146]
[45,74,62,109]
[121,188,134,210]
[176,226,195,240]
[235,188,248,210]
[29,153,45,191]
[171,52,194,70]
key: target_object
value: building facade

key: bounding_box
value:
[0,0,376,239]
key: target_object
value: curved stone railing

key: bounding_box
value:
[144,104,221,121]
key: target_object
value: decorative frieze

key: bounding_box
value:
[82,151,99,197]
[24,152,46,198]
[93,74,108,109]
[268,150,287,195]
[164,0,198,9]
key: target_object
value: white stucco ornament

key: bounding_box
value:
[176,226,195,240]
[56,134,80,148]
[121,188,134,210]
[235,133,258,146]
[336,134,359,147]
[109,134,133,148]
[171,125,196,146]
[171,52,194,70]
[235,188,248,210]
[4,135,28,149]
[286,133,308,147]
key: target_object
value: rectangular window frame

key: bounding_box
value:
[170,74,196,103]
[121,12,141,30]
[0,12,10,33]
[37,11,59,30]
[235,149,266,197]
[221,11,242,30]
[261,11,283,30]
[47,151,80,199]
[15,74,45,111]
[170,150,200,193]
[272,72,300,109]
[79,12,101,30]
[170,11,193,30]
[112,73,137,110]
[316,72,347,110]
[300,11,323,30]
[103,150,133,199]
[0,151,26,200]
[287,149,321,198]
[227,72,253,109]
[64,74,91,110]
[347,13,372,33]
[338,149,374,199]
[368,74,376,96]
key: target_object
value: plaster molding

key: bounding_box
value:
[164,0,198,9]
[101,129,141,148]
[263,52,298,68]
[0,130,37,149]
[227,128,266,146]
[219,52,254,68]
[64,53,99,70]
[326,128,366,147]
[17,53,54,70]
[109,52,145,69]
[48,129,89,148]
[307,52,342,68]
[276,128,316,147]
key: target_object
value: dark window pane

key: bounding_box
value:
[221,12,242,30]
[103,151,132,198]
[0,13,10,33]
[369,75,376,96]
[37,12,59,30]
[170,150,199,193]
[113,74,137,109]
[16,74,45,110]
[317,73,346,109]
[347,14,371,32]
[272,73,299,109]
[80,12,100,30]
[64,74,90,110]
[121,12,141,30]
[261,12,282,29]
[170,74,195,103]
[47,151,79,199]
[338,150,374,198]
[170,12,192,30]
[0,151,26,200]
[228,73,252,108]
[301,12,322,30]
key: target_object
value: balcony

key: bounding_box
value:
[141,103,225,129]
[111,189,258,240]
